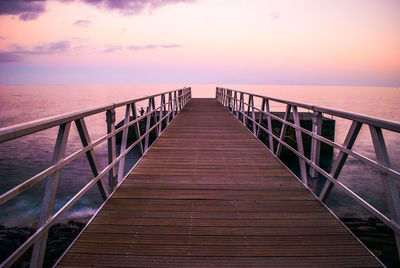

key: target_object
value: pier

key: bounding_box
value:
[57,98,380,267]
[1,87,399,267]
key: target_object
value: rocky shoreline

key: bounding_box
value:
[0,220,85,268]
[0,217,398,267]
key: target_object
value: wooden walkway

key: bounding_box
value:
[58,98,380,267]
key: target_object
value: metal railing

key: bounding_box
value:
[0,87,191,267]
[216,87,400,261]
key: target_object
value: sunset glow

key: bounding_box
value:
[0,0,399,85]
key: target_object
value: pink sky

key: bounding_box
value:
[0,0,399,86]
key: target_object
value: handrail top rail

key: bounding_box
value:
[0,87,191,143]
[217,86,400,133]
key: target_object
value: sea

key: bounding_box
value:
[0,84,399,229]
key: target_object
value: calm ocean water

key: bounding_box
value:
[0,84,399,227]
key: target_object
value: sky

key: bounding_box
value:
[0,0,399,86]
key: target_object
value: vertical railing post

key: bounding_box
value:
[369,126,400,257]
[276,104,291,157]
[292,106,308,186]
[144,97,155,152]
[256,98,266,138]
[265,99,274,150]
[249,95,256,135]
[106,108,117,192]
[173,91,177,117]
[75,118,109,200]
[240,93,245,124]
[158,94,165,136]
[30,123,71,268]
[131,102,144,155]
[234,91,239,118]
[310,111,323,178]
[117,105,131,183]
[319,121,362,202]
[168,92,173,123]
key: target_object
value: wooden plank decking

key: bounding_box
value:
[58,98,381,267]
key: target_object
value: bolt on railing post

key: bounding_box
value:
[30,122,71,268]
[310,111,323,178]
[106,108,117,192]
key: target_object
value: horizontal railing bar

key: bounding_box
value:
[250,105,400,180]
[219,87,400,133]
[0,93,187,206]
[0,88,190,143]
[233,107,400,234]
[1,99,183,268]
[229,97,400,181]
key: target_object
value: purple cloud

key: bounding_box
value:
[0,0,195,20]
[80,0,195,15]
[102,45,123,53]
[0,0,46,21]
[0,52,20,62]
[127,44,182,50]
[0,40,71,62]
[74,19,90,27]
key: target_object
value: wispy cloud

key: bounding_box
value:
[127,44,182,50]
[0,36,8,40]
[79,0,196,15]
[0,0,46,21]
[74,19,90,27]
[0,52,20,62]
[0,0,195,20]
[102,45,123,53]
[267,12,280,21]
[0,40,71,62]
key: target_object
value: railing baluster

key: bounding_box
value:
[117,105,131,183]
[75,118,109,200]
[144,97,154,152]
[106,108,117,192]
[310,111,323,178]
[0,87,191,268]
[173,91,177,117]
[265,99,274,150]
[319,121,362,202]
[369,126,400,257]
[30,122,71,268]
[275,104,291,157]
[167,93,173,125]
[292,106,308,186]
[249,95,256,135]
[234,91,239,118]
[158,94,165,136]
[240,93,245,124]
[131,102,144,155]
[256,98,266,138]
